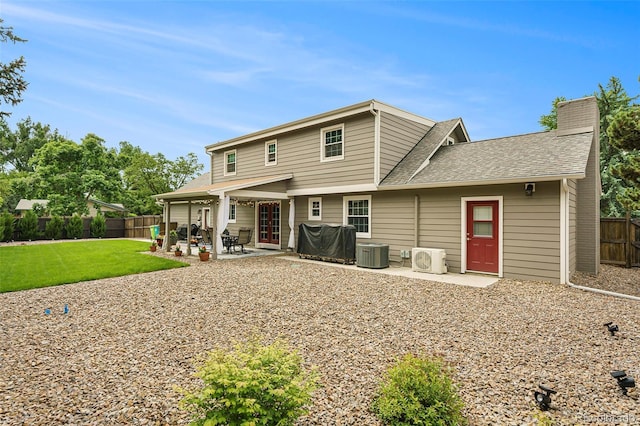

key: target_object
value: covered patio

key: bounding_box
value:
[154,174,294,258]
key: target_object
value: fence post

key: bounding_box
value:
[626,211,632,268]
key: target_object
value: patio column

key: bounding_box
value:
[187,201,192,255]
[216,194,230,255]
[288,198,295,250]
[164,201,171,252]
[209,197,218,260]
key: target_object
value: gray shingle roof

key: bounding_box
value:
[380,129,593,187]
[382,118,462,184]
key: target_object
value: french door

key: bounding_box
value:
[258,202,280,245]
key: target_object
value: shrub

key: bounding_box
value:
[371,354,466,426]
[1,211,15,241]
[66,214,84,239]
[18,210,40,241]
[179,337,319,426]
[90,214,106,238]
[44,215,64,240]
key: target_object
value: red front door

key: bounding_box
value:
[258,202,280,245]
[467,200,499,273]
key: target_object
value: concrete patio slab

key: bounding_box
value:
[277,255,499,288]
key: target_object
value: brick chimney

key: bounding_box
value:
[557,96,600,275]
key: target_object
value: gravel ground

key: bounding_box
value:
[1,250,639,425]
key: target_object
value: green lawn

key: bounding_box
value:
[0,239,188,293]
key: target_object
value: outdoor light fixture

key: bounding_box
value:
[534,384,556,411]
[604,321,619,336]
[524,183,536,196]
[611,371,636,396]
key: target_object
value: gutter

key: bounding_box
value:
[560,179,640,302]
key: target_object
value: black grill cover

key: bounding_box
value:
[297,223,356,261]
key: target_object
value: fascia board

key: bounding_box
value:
[378,173,586,191]
[287,183,378,196]
[372,100,437,127]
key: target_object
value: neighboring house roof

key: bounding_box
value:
[380,128,594,189]
[178,172,211,190]
[15,198,126,212]
[15,199,49,210]
[155,173,293,201]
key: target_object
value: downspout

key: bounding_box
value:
[369,102,381,186]
[561,179,640,302]
[414,195,419,247]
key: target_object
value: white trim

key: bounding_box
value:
[372,107,381,185]
[230,190,289,200]
[343,194,372,239]
[308,197,322,221]
[255,200,282,250]
[460,196,503,277]
[320,123,345,162]
[560,179,569,284]
[287,183,377,197]
[379,175,585,191]
[265,139,277,166]
[223,149,237,177]
[228,201,237,223]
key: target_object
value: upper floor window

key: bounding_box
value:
[308,197,322,221]
[265,140,277,166]
[320,124,344,162]
[343,195,371,238]
[224,150,236,176]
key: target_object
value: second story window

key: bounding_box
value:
[265,140,277,166]
[320,124,344,162]
[224,150,236,176]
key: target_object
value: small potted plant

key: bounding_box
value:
[156,234,164,247]
[150,239,158,252]
[174,243,182,256]
[169,230,178,245]
[198,245,210,261]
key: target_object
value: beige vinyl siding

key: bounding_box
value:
[166,203,201,228]
[502,181,560,281]
[379,112,431,180]
[211,113,376,190]
[568,179,578,275]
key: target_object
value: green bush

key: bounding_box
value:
[44,215,65,240]
[179,337,319,426]
[18,210,40,241]
[66,213,84,239]
[90,214,106,238]
[1,211,15,241]
[371,354,466,426]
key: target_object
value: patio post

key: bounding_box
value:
[187,201,192,256]
[211,197,218,260]
[164,201,171,252]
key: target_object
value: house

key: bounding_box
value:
[15,198,127,217]
[155,97,600,283]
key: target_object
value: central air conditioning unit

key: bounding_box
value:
[356,243,389,269]
[412,248,447,274]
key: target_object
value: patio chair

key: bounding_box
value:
[233,228,252,254]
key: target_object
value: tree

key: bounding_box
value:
[608,106,640,211]
[539,76,638,217]
[118,141,203,215]
[0,19,28,118]
[0,117,60,172]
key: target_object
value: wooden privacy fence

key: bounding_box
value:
[123,216,176,239]
[600,216,640,267]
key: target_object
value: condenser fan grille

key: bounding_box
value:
[414,251,432,270]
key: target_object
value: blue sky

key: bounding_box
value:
[2,1,639,168]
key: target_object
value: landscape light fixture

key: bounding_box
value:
[611,371,636,396]
[524,183,535,196]
[534,384,556,411]
[604,321,619,336]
